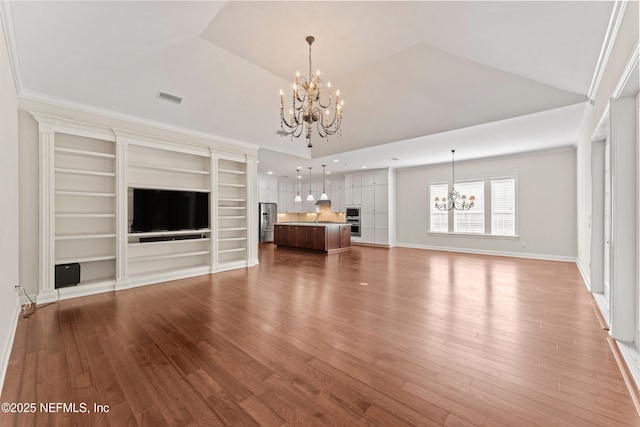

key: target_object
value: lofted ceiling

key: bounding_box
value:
[3,1,613,179]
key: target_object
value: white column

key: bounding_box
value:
[210,150,218,269]
[115,137,129,290]
[38,125,57,303]
[609,96,637,341]
[246,154,259,266]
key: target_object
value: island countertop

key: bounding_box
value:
[274,223,351,253]
[276,222,347,226]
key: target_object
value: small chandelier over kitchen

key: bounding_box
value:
[306,167,314,202]
[434,150,475,211]
[294,168,302,202]
[279,35,344,148]
[320,164,329,200]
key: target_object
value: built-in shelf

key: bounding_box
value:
[219,168,246,175]
[55,233,116,240]
[55,190,116,198]
[128,237,210,248]
[129,183,211,193]
[55,146,116,159]
[219,216,247,219]
[129,250,210,263]
[219,248,246,254]
[56,255,116,264]
[218,198,246,203]
[219,227,248,231]
[55,168,116,177]
[128,229,211,238]
[219,183,246,188]
[56,213,116,218]
[219,237,247,242]
[218,206,247,210]
[129,162,210,175]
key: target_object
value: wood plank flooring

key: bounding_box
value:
[2,244,639,426]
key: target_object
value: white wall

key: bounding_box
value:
[0,17,21,394]
[576,1,639,282]
[396,148,576,260]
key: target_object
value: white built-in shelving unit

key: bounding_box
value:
[127,144,212,283]
[34,113,258,303]
[53,133,117,289]
[217,158,249,267]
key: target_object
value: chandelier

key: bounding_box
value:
[434,150,475,211]
[279,35,344,148]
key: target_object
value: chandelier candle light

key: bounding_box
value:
[279,36,344,148]
[434,150,475,211]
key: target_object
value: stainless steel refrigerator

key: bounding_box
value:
[259,203,277,243]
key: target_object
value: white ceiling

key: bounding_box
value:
[5,1,613,179]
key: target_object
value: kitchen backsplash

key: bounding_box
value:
[277,207,346,223]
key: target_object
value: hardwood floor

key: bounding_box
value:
[2,244,639,426]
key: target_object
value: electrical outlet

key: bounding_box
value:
[521,241,526,247]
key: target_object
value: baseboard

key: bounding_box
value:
[128,266,212,288]
[608,338,640,417]
[576,258,591,290]
[395,243,576,262]
[212,260,252,273]
[0,294,20,397]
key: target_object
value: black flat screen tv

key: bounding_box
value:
[131,188,209,233]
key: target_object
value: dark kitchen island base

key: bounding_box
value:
[274,223,351,253]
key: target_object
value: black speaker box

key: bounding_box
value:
[55,263,80,288]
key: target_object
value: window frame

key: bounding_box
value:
[428,175,519,238]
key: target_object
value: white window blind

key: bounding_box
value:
[491,178,516,236]
[453,181,484,233]
[429,183,448,232]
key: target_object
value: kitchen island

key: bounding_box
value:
[274,223,351,253]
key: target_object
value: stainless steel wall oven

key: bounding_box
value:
[345,207,361,237]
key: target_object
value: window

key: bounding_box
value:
[429,177,517,236]
[429,183,448,232]
[453,181,484,233]
[491,179,516,235]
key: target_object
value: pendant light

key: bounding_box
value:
[306,167,314,201]
[434,150,475,211]
[320,164,329,200]
[294,168,302,202]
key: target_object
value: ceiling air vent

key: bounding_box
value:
[157,91,183,104]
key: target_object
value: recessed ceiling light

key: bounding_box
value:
[326,171,331,174]
[267,171,273,175]
[362,166,367,169]
[333,159,339,163]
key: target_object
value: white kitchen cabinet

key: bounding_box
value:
[374,184,388,212]
[258,174,278,203]
[361,173,375,186]
[348,169,392,245]
[330,179,344,212]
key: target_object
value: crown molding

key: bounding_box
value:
[19,89,260,153]
[613,40,639,99]
[0,0,23,94]
[587,1,629,101]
